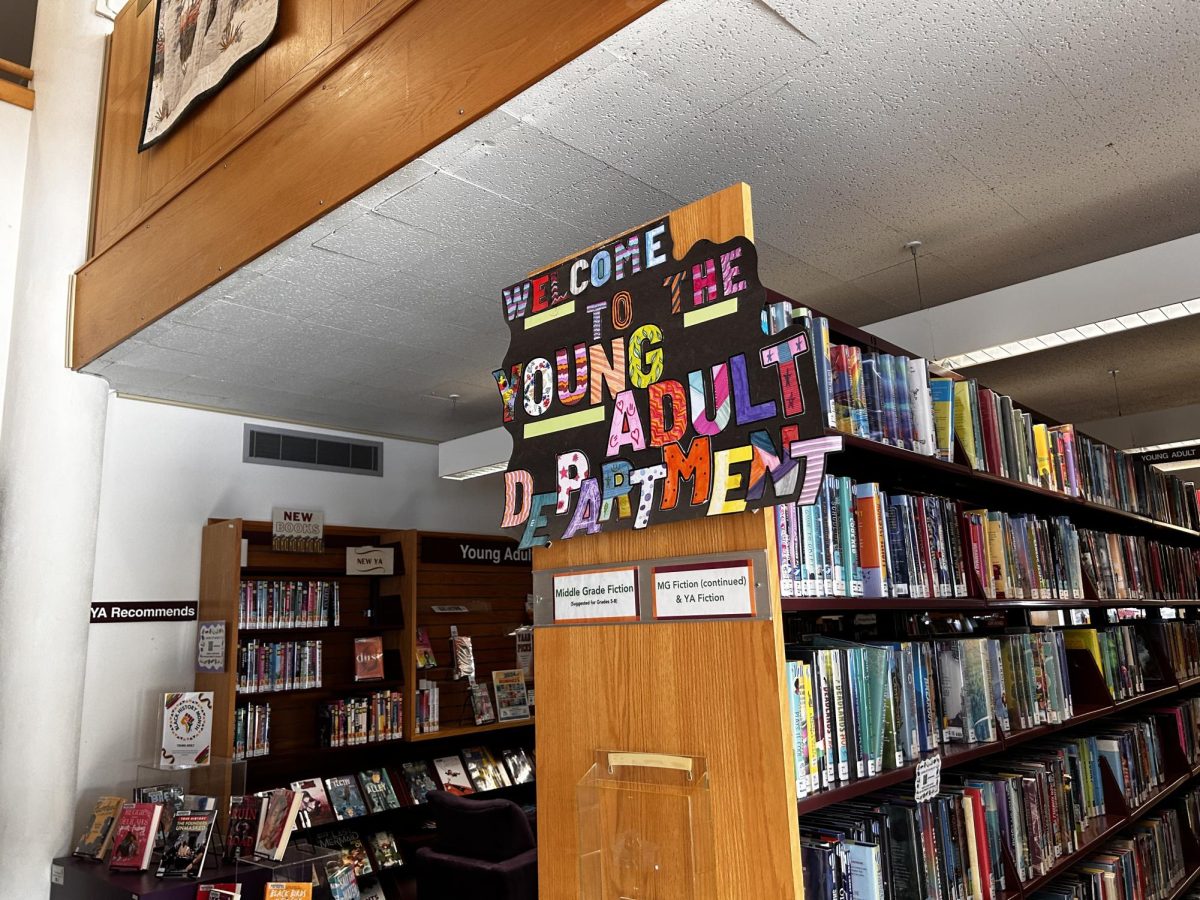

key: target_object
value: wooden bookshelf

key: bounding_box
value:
[196,522,534,792]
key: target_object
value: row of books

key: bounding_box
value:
[774,480,1200,601]
[804,310,1199,531]
[786,633,1076,797]
[1032,804,1191,900]
[236,639,323,693]
[74,792,218,876]
[318,690,404,747]
[289,747,534,831]
[233,701,270,760]
[1081,529,1200,601]
[800,705,1194,900]
[238,579,342,630]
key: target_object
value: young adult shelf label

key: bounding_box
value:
[493,185,839,549]
[653,560,755,619]
[346,546,394,575]
[552,567,639,623]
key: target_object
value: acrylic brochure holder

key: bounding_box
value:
[577,750,715,900]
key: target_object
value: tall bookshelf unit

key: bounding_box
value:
[530,184,1200,900]
[196,521,536,885]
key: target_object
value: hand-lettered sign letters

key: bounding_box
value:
[495,189,839,549]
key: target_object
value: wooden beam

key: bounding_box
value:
[0,80,33,111]
[71,0,668,369]
[0,58,33,82]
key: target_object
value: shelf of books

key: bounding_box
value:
[508,184,1200,900]
[184,522,537,897]
[767,301,1200,900]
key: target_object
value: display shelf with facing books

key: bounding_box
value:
[197,523,534,793]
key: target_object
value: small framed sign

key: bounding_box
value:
[346,546,395,575]
[271,507,324,553]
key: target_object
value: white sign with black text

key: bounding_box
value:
[346,546,394,575]
[652,560,755,619]
[552,567,639,622]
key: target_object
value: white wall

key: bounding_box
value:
[0,102,31,425]
[74,396,504,825]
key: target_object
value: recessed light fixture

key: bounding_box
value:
[440,461,509,481]
[936,300,1200,369]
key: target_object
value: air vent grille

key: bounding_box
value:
[244,425,382,476]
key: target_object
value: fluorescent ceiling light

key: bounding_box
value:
[440,461,509,481]
[936,299,1200,369]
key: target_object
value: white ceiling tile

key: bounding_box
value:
[311,211,450,272]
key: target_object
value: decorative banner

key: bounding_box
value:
[196,620,226,673]
[419,535,531,567]
[271,506,324,553]
[552,567,640,623]
[346,546,395,575]
[495,188,834,549]
[141,0,280,150]
[652,560,755,619]
[90,600,197,623]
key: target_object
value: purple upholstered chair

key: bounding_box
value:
[415,791,538,900]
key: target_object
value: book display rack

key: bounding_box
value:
[193,522,535,893]
[526,184,1200,900]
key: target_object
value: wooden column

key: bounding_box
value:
[531,184,804,900]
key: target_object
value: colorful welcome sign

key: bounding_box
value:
[495,189,840,549]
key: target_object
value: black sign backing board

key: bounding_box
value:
[494,208,829,549]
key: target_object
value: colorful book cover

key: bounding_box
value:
[953,380,980,469]
[225,795,263,861]
[399,760,439,805]
[853,483,888,598]
[157,809,216,877]
[907,357,934,456]
[160,691,214,768]
[265,885,313,900]
[74,795,125,859]
[325,775,368,820]
[367,830,404,869]
[108,802,162,871]
[312,829,374,878]
[352,636,385,681]
[415,627,438,668]
[290,778,337,829]
[358,768,401,813]
[433,754,476,795]
[502,748,535,785]
[830,344,855,434]
[492,668,531,721]
[930,377,956,462]
[462,746,512,792]
[893,354,915,451]
[470,681,496,725]
[197,886,242,899]
[254,789,302,861]
[326,864,361,900]
[847,346,870,438]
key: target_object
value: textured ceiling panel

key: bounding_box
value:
[83,0,1200,441]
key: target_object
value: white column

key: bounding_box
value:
[0,2,111,898]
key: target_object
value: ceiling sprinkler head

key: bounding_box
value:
[903,240,923,254]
